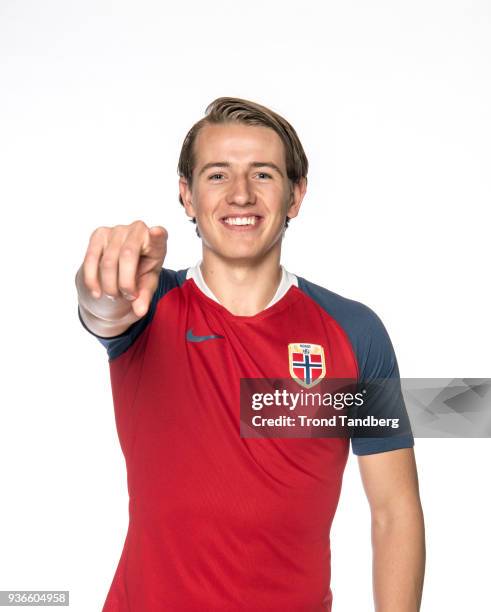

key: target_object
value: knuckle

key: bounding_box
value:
[120,246,135,258]
[100,256,116,270]
[90,226,109,239]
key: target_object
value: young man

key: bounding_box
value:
[76,97,425,611]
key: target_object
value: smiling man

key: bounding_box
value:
[76,97,425,611]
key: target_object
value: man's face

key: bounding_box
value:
[179,122,306,263]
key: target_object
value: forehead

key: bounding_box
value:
[193,122,286,167]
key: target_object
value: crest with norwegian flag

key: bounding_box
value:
[288,343,326,389]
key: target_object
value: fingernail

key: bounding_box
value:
[91,290,100,299]
[121,292,137,301]
[104,293,116,302]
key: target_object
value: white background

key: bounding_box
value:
[1,1,490,610]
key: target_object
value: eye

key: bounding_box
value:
[208,173,225,180]
[256,172,272,179]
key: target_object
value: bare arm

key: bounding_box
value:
[76,221,167,338]
[358,448,425,612]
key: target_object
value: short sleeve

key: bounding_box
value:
[349,308,414,456]
[295,276,414,456]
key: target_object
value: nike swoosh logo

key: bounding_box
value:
[186,328,224,343]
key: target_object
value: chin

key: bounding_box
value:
[205,242,264,263]
[223,247,262,261]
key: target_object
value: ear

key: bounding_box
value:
[179,177,196,219]
[286,177,307,221]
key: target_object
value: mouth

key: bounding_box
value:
[219,214,263,230]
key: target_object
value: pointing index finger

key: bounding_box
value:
[141,225,168,259]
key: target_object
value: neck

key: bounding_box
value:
[200,245,283,316]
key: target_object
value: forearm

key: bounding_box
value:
[371,503,425,612]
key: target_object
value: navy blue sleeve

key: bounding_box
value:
[296,276,414,456]
[78,267,184,361]
[347,307,414,456]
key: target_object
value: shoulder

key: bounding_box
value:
[295,275,413,456]
[296,274,381,327]
[157,266,189,294]
[296,275,397,380]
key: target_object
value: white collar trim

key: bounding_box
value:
[185,261,298,309]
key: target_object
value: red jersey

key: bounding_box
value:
[79,264,413,611]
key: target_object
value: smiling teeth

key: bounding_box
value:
[223,216,257,226]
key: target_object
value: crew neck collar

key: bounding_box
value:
[185,260,298,310]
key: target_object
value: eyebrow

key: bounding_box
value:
[198,161,285,178]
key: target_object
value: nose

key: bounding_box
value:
[225,175,256,206]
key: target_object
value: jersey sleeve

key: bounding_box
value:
[295,275,414,456]
[77,267,181,361]
[349,307,414,456]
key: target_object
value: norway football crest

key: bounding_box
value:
[288,343,326,389]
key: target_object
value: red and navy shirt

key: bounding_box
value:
[78,265,414,611]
